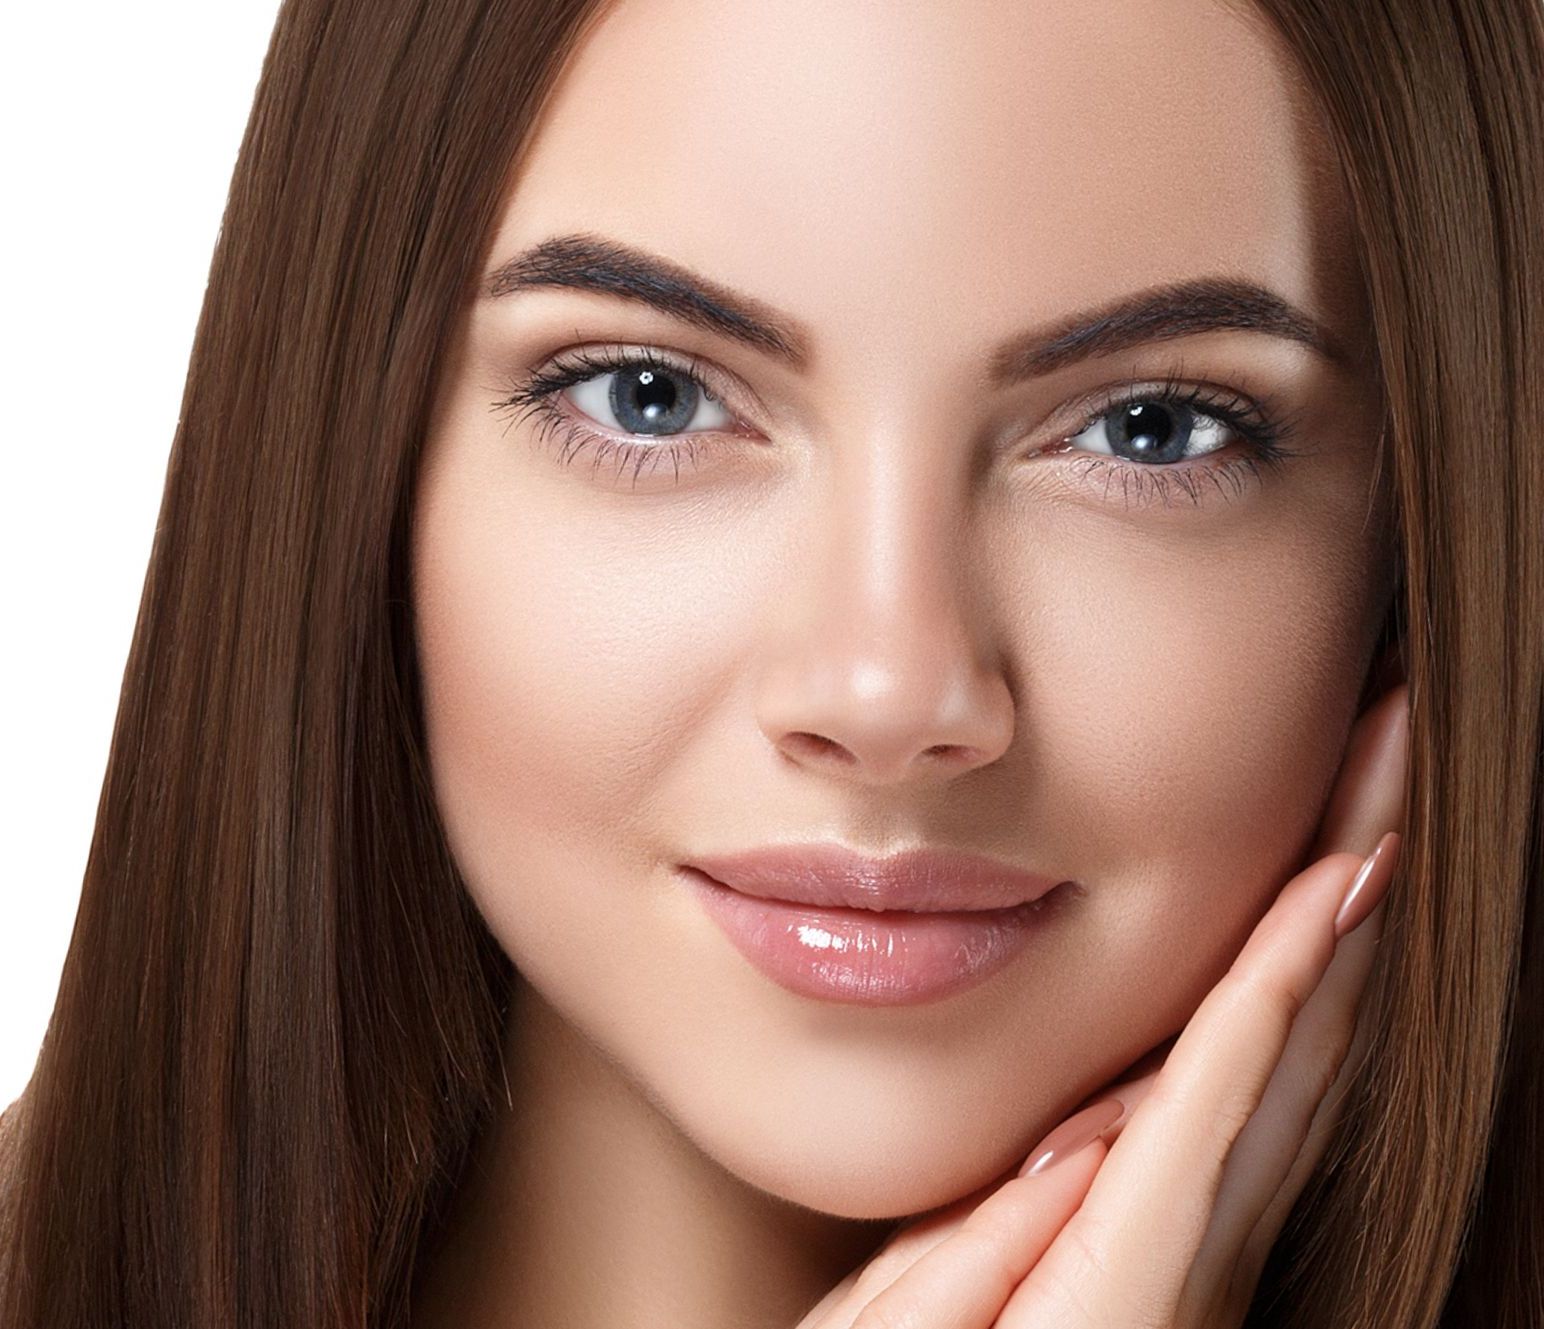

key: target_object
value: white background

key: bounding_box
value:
[1,4,285,1109]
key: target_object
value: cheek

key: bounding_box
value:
[410,459,744,941]
[1025,525,1373,874]
[1001,501,1388,1077]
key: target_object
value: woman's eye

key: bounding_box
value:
[1067,399,1236,464]
[565,363,735,437]
[498,348,1298,504]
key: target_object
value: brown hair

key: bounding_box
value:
[2,1,1539,1325]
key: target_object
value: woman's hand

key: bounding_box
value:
[797,681,1409,1329]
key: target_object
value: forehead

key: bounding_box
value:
[493,0,1360,372]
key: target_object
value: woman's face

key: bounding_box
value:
[413,0,1394,1218]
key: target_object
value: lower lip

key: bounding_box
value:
[679,867,1064,1006]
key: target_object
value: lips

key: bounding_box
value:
[682,842,1068,913]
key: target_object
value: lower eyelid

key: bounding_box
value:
[1058,450,1271,510]
[510,375,1291,509]
[534,428,1276,515]
[527,406,715,485]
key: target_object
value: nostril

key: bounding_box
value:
[923,743,977,762]
[783,732,855,764]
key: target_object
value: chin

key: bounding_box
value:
[671,1090,1033,1222]
[736,1144,1016,1223]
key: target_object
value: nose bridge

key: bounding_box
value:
[753,425,1014,784]
[825,439,967,653]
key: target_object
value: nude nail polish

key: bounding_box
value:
[1333,832,1401,940]
[1018,1097,1124,1177]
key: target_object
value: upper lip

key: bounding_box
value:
[683,843,1068,913]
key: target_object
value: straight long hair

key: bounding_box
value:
[2,2,1540,1325]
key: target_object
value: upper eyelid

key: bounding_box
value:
[522,341,1290,448]
[538,342,768,422]
[499,351,1303,506]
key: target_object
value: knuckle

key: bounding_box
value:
[1233,965,1311,1035]
[1148,1083,1261,1179]
[1056,1217,1175,1328]
[1208,1085,1263,1151]
[1284,1019,1360,1119]
[1033,1233,1114,1323]
[947,1223,1024,1290]
[845,1248,912,1303]
[1147,1075,1258,1160]
[1061,1214,1116,1283]
[1068,1216,1173,1321]
[1306,1031,1355,1103]
[848,1295,927,1329]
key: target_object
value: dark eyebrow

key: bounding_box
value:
[989,275,1346,382]
[484,232,811,366]
[483,232,1345,380]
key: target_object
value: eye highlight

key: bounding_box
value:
[491,345,1308,505]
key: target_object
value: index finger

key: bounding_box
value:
[1309,682,1410,858]
[1002,840,1396,1322]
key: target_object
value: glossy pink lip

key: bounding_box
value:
[684,843,1066,912]
[677,845,1073,1005]
[679,867,1066,1005]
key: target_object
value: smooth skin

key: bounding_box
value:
[408,0,1402,1323]
[798,682,1406,1326]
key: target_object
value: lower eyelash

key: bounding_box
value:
[528,404,707,488]
[1068,452,1275,511]
[491,353,1307,504]
[1042,366,1305,509]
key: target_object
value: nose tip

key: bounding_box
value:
[758,634,1015,786]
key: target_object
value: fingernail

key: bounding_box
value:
[1333,832,1402,940]
[1019,1098,1124,1177]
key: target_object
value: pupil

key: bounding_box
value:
[633,370,673,421]
[1113,402,1191,464]
[612,365,698,434]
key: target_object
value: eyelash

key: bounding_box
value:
[490,344,1308,508]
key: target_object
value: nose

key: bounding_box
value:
[753,441,1015,788]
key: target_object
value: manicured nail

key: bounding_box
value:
[1333,832,1402,940]
[1019,1097,1124,1177]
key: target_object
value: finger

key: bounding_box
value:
[1185,856,1398,1322]
[1210,685,1409,1296]
[1234,886,1390,1295]
[1001,841,1398,1325]
[796,1219,940,1327]
[798,1170,1026,1328]
[823,1141,1107,1329]
[1307,682,1411,861]
[1030,684,1408,1319]
[1013,1034,1172,1180]
[800,1049,1167,1328]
